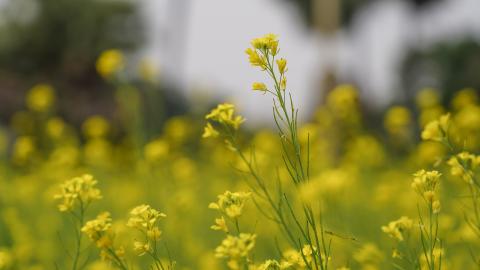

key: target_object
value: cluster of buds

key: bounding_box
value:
[412,170,442,213]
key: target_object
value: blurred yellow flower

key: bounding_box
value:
[54,174,102,212]
[381,216,413,241]
[82,115,110,139]
[26,84,55,112]
[96,49,124,79]
[421,114,450,142]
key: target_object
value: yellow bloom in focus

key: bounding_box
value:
[421,114,450,142]
[276,58,287,74]
[381,216,413,241]
[96,49,124,79]
[205,103,245,131]
[82,115,110,139]
[54,174,102,212]
[82,212,112,245]
[127,204,166,241]
[280,77,287,91]
[252,82,267,92]
[26,84,55,112]
[245,48,266,69]
[411,170,441,195]
[202,123,220,139]
[209,191,251,219]
[211,217,229,233]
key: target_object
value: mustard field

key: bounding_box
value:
[1,34,480,270]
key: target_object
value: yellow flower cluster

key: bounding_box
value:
[214,233,256,269]
[127,204,166,256]
[381,216,413,241]
[245,34,288,93]
[245,33,278,69]
[81,212,127,267]
[421,114,450,142]
[209,191,251,219]
[411,170,442,213]
[81,212,112,247]
[447,151,480,184]
[54,174,102,212]
[204,103,245,136]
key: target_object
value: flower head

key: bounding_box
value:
[209,191,251,218]
[421,114,450,142]
[54,174,102,212]
[381,216,413,241]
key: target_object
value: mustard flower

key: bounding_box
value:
[81,212,112,246]
[214,233,256,260]
[447,152,479,184]
[202,122,220,139]
[211,217,229,233]
[54,174,102,212]
[127,204,166,239]
[381,216,413,241]
[421,114,450,142]
[204,103,245,133]
[209,191,251,219]
[276,58,287,74]
[252,82,268,92]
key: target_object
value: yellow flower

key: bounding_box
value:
[202,123,220,138]
[54,174,102,212]
[214,233,256,260]
[96,49,124,79]
[205,103,245,131]
[447,152,477,184]
[252,82,267,92]
[133,241,151,256]
[26,84,55,112]
[381,216,413,241]
[411,170,441,196]
[421,114,450,142]
[280,77,286,91]
[82,212,112,244]
[211,217,229,233]
[209,191,251,218]
[245,48,266,69]
[127,204,166,232]
[276,58,287,74]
